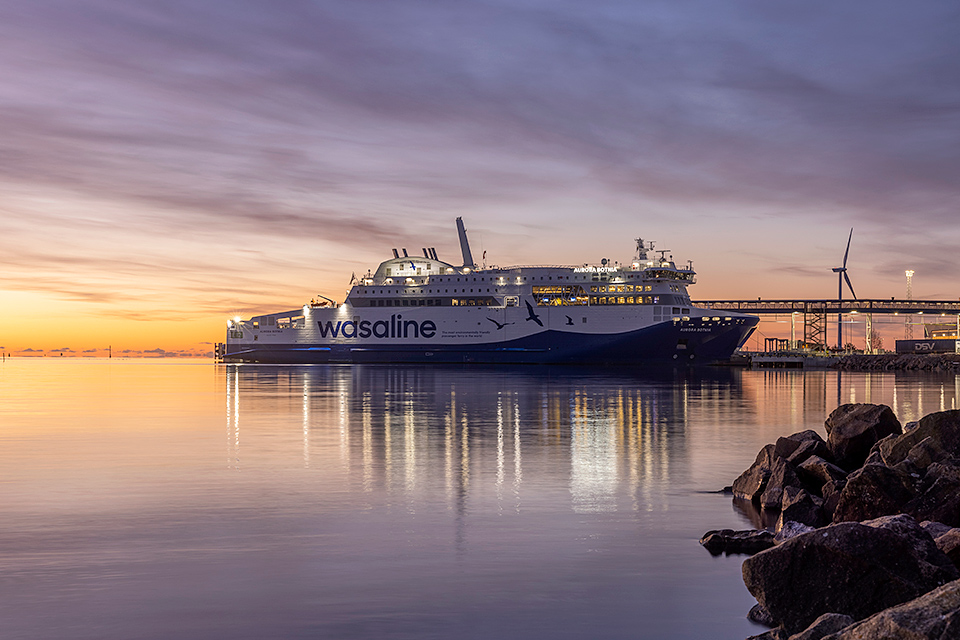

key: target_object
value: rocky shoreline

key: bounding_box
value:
[702,404,960,639]
[835,353,960,371]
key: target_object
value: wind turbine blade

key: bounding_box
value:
[842,228,853,268]
[844,272,857,300]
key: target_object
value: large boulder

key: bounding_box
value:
[861,515,959,584]
[786,437,833,468]
[790,613,854,640]
[821,479,845,520]
[733,443,777,502]
[937,530,960,571]
[824,404,902,470]
[922,522,960,571]
[734,434,828,505]
[774,431,830,462]
[796,456,847,496]
[899,436,952,472]
[906,462,960,527]
[831,463,916,523]
[760,457,803,511]
[776,487,825,530]
[742,517,957,633]
[821,578,960,639]
[878,409,960,467]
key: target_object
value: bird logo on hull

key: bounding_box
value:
[486,317,514,330]
[524,301,543,327]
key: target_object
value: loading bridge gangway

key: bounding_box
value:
[693,298,960,353]
[693,299,960,315]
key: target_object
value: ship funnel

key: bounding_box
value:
[392,248,399,259]
[429,247,438,260]
[422,248,429,257]
[402,248,408,257]
[456,217,475,268]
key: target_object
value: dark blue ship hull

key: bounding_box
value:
[222,316,757,365]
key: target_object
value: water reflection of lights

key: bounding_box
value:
[749,371,960,427]
[303,377,309,468]
[362,391,373,492]
[225,366,240,470]
[222,367,698,516]
[496,393,504,514]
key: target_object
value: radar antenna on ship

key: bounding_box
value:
[635,238,654,261]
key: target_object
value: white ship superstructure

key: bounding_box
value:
[217,219,757,364]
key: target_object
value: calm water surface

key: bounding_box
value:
[1,359,958,640]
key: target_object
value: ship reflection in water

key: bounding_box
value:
[224,365,710,519]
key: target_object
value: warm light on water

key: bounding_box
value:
[1,359,958,639]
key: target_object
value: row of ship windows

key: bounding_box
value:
[361,295,689,308]
[363,272,678,290]
[368,298,499,307]
[368,289,495,295]
[383,275,576,282]
[358,286,677,297]
[592,285,653,293]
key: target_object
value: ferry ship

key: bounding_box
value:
[216,219,758,364]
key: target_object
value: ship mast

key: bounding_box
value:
[456,217,475,269]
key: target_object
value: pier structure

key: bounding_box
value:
[693,299,960,354]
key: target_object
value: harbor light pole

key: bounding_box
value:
[905,270,915,339]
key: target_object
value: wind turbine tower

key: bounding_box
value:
[905,270,915,339]
[832,229,857,350]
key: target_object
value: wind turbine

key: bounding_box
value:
[832,228,857,350]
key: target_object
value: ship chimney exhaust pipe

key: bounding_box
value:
[392,248,399,259]
[456,218,475,268]
[402,248,408,257]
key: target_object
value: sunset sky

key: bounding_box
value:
[1,1,957,355]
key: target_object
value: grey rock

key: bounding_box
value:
[921,520,954,540]
[906,461,960,527]
[734,443,777,502]
[821,479,844,520]
[869,433,899,466]
[934,529,960,571]
[821,578,960,639]
[777,487,824,530]
[861,514,959,585]
[904,436,950,471]
[786,437,833,468]
[699,528,775,556]
[832,463,916,524]
[787,613,853,640]
[749,602,778,627]
[796,456,848,495]
[824,404,902,470]
[881,410,960,468]
[774,431,829,461]
[742,520,957,633]
[761,457,802,511]
[775,520,816,543]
